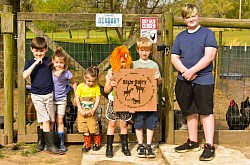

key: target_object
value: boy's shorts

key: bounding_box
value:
[31,92,55,123]
[77,113,99,134]
[175,79,214,116]
[134,111,159,130]
[54,100,67,115]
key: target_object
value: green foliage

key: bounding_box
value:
[201,0,236,18]
[108,36,122,45]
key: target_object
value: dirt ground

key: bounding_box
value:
[0,143,83,164]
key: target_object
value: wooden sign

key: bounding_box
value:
[113,69,157,112]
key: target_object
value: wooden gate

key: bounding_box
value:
[16,12,173,143]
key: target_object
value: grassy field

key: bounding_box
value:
[27,28,250,46]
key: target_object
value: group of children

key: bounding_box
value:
[23,36,161,158]
[23,3,217,161]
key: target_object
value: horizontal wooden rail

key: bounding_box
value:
[17,12,250,29]
[174,17,250,29]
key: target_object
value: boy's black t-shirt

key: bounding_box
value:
[24,56,53,95]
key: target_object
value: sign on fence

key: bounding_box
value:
[113,69,157,112]
[140,17,158,43]
[96,14,122,27]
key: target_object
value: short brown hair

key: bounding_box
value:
[31,37,48,50]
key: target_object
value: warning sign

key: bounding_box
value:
[113,69,157,112]
[140,17,158,43]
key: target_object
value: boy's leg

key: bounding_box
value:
[187,114,199,142]
[135,129,146,158]
[201,115,214,145]
[199,114,215,161]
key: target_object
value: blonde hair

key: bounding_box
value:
[181,4,200,19]
[136,37,153,51]
[110,45,132,71]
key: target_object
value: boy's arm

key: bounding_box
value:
[23,60,41,79]
[171,54,187,74]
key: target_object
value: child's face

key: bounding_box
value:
[31,48,47,60]
[183,15,200,30]
[137,48,151,61]
[52,56,65,71]
[84,75,97,87]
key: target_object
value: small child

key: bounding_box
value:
[104,45,133,158]
[75,66,101,152]
[132,37,161,158]
[23,37,63,154]
[51,47,77,152]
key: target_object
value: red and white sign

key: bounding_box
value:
[140,17,158,43]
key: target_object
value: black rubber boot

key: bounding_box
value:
[44,131,64,155]
[106,135,114,158]
[121,134,131,156]
[36,127,45,151]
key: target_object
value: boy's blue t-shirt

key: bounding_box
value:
[172,26,218,85]
[24,56,53,95]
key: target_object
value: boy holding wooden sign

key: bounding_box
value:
[132,37,161,158]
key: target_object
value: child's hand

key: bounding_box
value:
[107,70,113,80]
[34,58,43,65]
[129,110,135,113]
[79,108,87,116]
[154,71,160,80]
[53,70,63,78]
[88,109,95,116]
[110,80,117,87]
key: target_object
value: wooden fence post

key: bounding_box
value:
[163,12,175,144]
[2,1,14,144]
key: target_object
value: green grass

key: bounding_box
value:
[26,29,120,44]
[215,29,250,46]
[26,28,250,46]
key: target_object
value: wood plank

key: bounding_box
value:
[174,17,250,29]
[17,13,162,22]
[17,20,26,135]
[26,22,85,71]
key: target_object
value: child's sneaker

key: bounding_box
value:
[146,146,155,158]
[174,139,200,153]
[199,143,215,161]
[137,145,146,158]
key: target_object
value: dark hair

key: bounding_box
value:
[31,37,48,50]
[51,47,69,71]
[84,66,99,79]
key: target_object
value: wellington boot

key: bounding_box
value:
[36,127,45,151]
[106,135,114,158]
[44,131,64,155]
[93,134,101,151]
[58,132,67,152]
[121,134,131,156]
